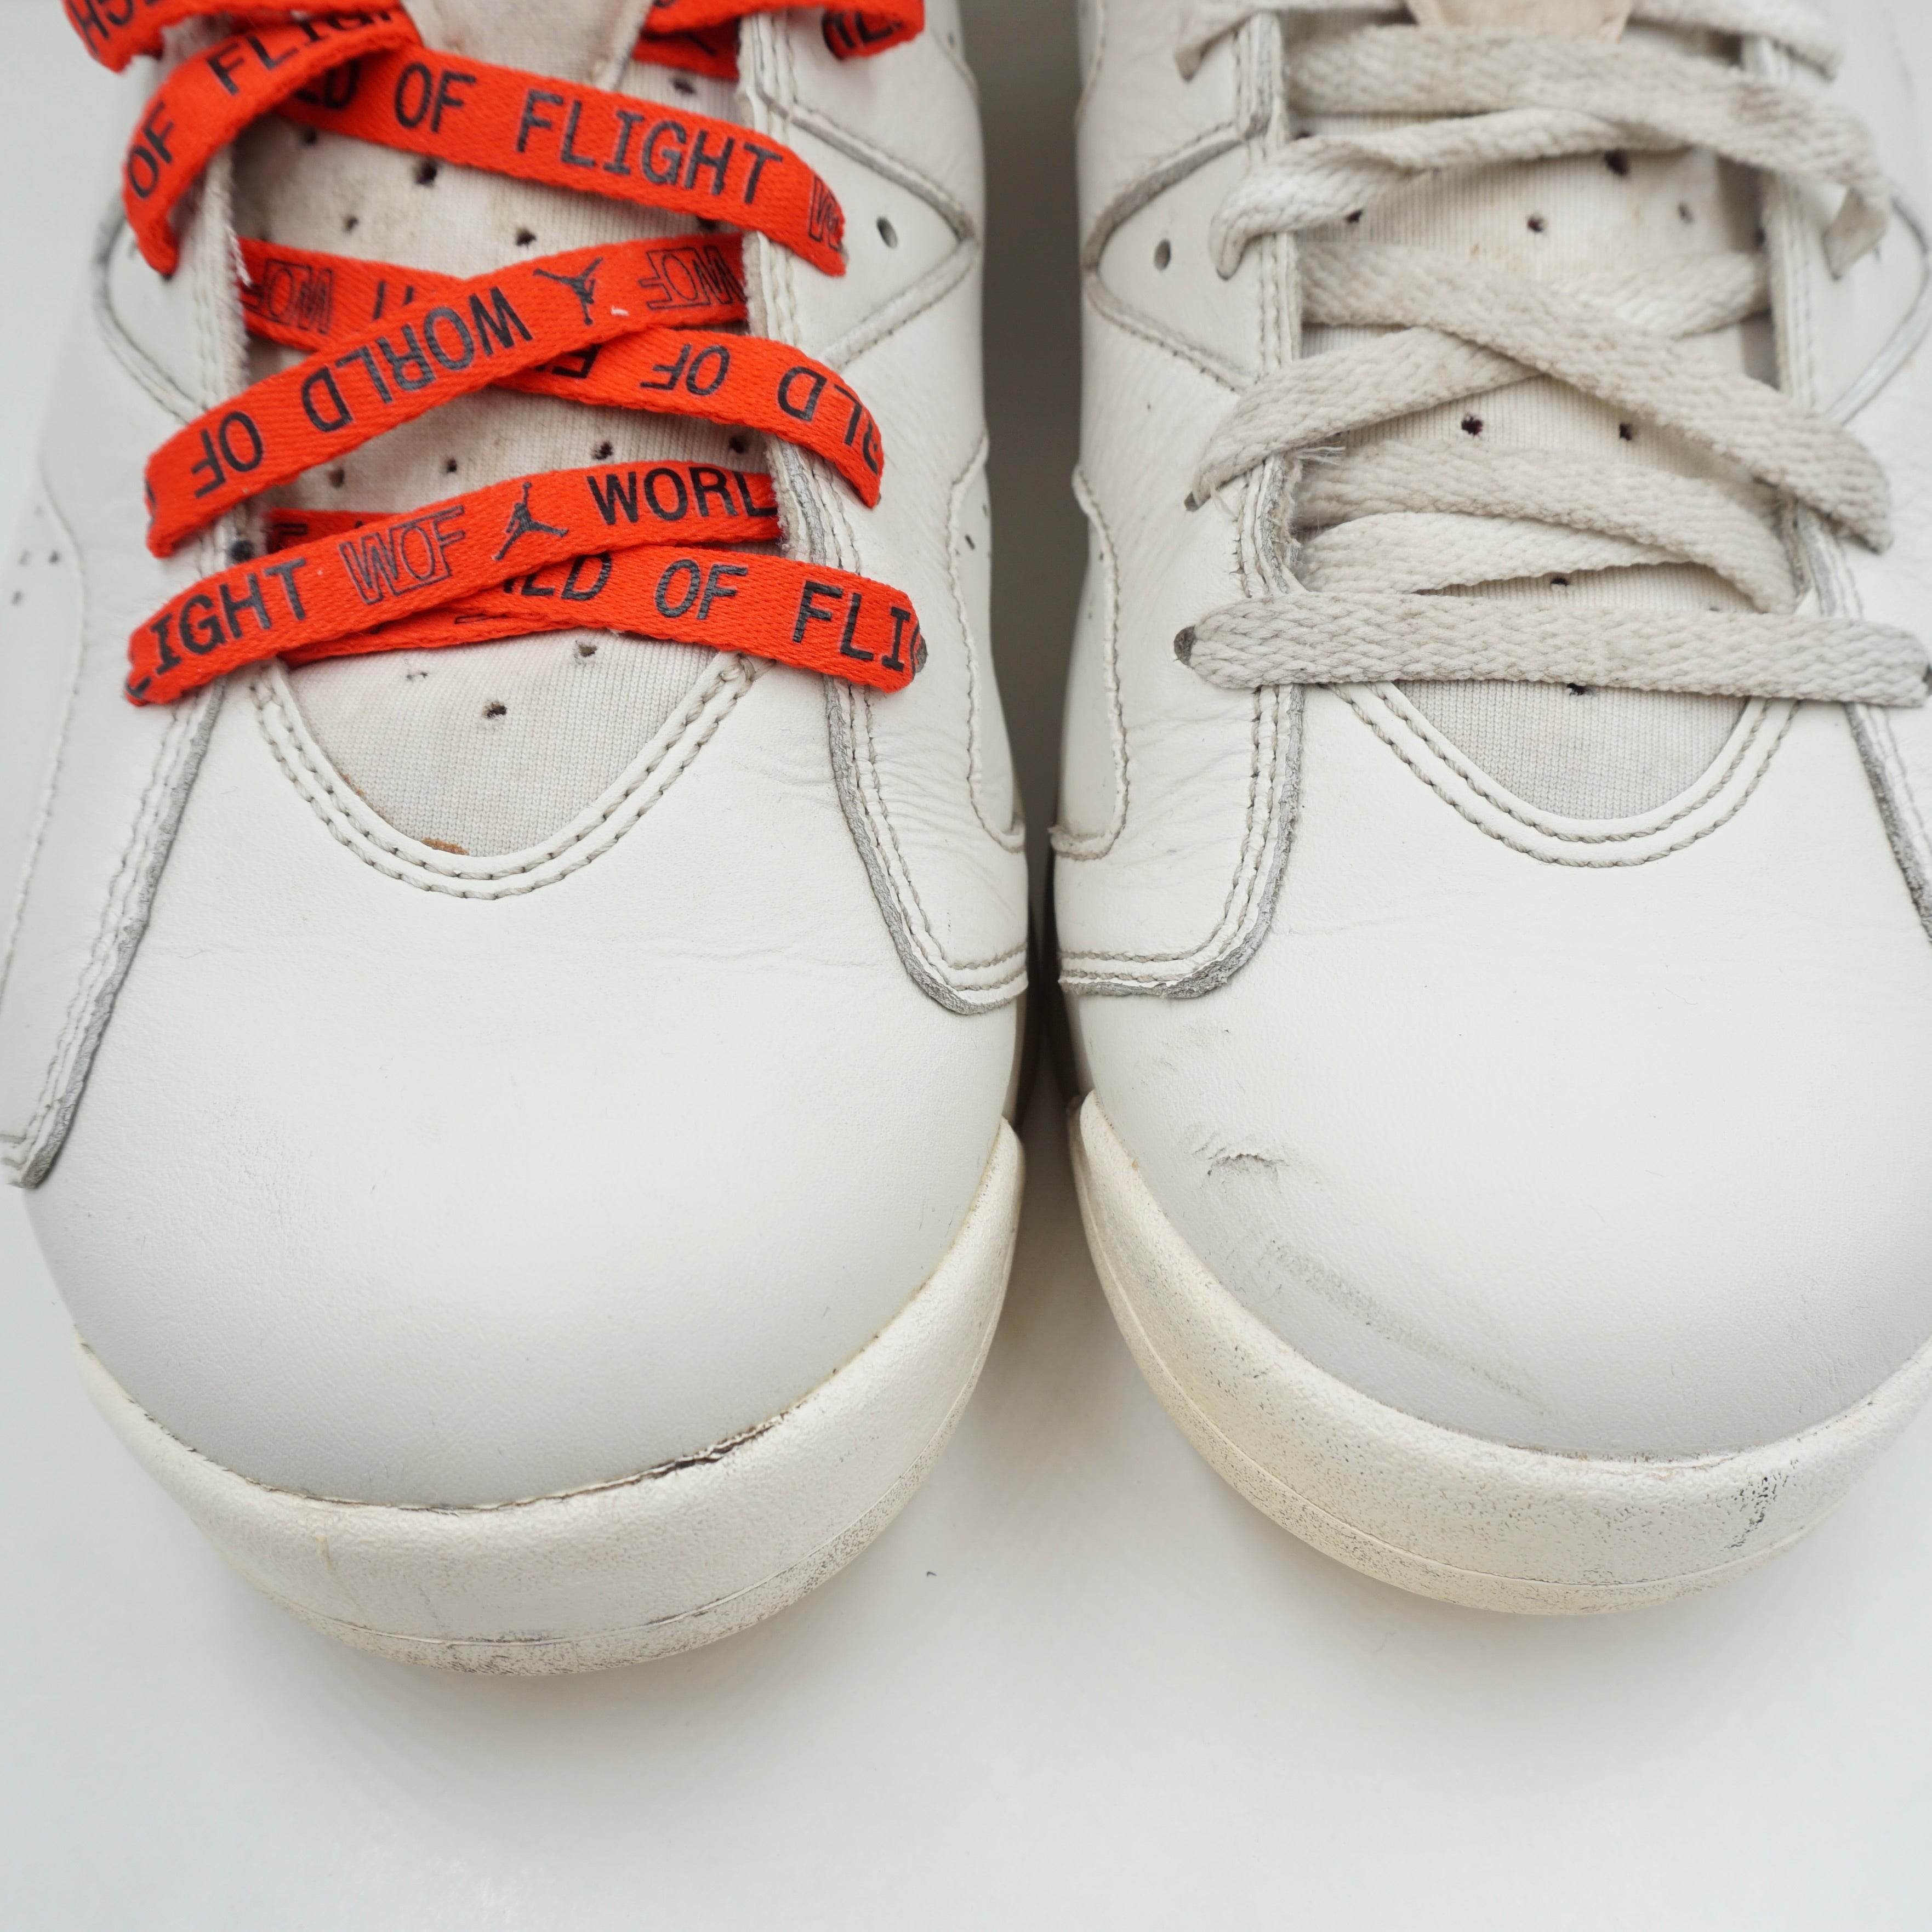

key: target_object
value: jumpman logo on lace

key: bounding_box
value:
[494,480,571,561]
[531,257,604,328]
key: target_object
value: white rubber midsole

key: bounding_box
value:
[78,1122,1024,1672]
[1072,1095,1932,1613]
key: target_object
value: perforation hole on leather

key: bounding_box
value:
[65,0,933,851]
[1166,0,1928,823]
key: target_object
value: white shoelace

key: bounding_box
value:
[1169,0,1930,706]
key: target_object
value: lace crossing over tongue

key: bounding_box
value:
[1162,0,1927,757]
[148,241,884,555]
[69,1,930,711]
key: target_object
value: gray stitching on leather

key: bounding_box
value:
[1080,126,1245,272]
[14,137,245,1183]
[746,23,1022,1007]
[949,434,1025,852]
[1833,192,1932,423]
[1059,683,1302,992]
[783,101,976,243]
[1059,19,1304,994]
[13,684,220,1186]
[93,207,198,423]
[1082,268,1250,393]
[825,683,1025,1011]
[1051,466,1130,858]
[1372,682,1781,844]
[822,238,979,367]
[255,662,750,896]
[1771,139,1932,955]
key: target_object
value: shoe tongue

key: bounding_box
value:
[1309,12,1761,819]
[1406,0,1630,34]
[408,0,643,82]
[234,0,742,857]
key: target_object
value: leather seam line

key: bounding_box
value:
[751,24,1024,1001]
[1057,684,1277,966]
[950,431,1026,853]
[780,100,976,246]
[92,209,199,424]
[0,469,87,1031]
[1370,683,1781,844]
[19,685,215,1179]
[253,660,749,896]
[854,685,1026,970]
[1080,124,1246,273]
[1339,685,1794,869]
[819,234,979,371]
[1051,465,1128,857]
[1081,269,1249,394]
[1832,189,1932,424]
[825,683,1026,1010]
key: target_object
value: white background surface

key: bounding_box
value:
[4,3,1931,1925]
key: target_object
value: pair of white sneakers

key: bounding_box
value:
[4,0,1928,1669]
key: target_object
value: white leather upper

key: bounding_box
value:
[2,0,1024,1505]
[31,658,1014,1506]
[0,185,235,1189]
[1063,0,1932,1455]
[1073,681,1932,1457]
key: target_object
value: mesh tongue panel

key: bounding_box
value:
[1297,19,1771,819]
[235,0,745,857]
[405,0,640,81]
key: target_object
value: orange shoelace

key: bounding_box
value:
[64,1,928,705]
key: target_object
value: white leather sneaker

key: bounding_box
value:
[1060,0,1932,1610]
[3,0,1027,1669]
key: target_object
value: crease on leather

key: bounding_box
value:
[948,432,1027,852]
[1076,1,1269,206]
[745,13,1025,1012]
[1052,466,1128,857]
[1073,18,1932,982]
[1058,682,1302,993]
[9,683,221,1188]
[1098,1248,1832,1600]
[253,656,754,898]
[11,147,244,1187]
[853,685,1026,968]
[0,473,88,1031]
